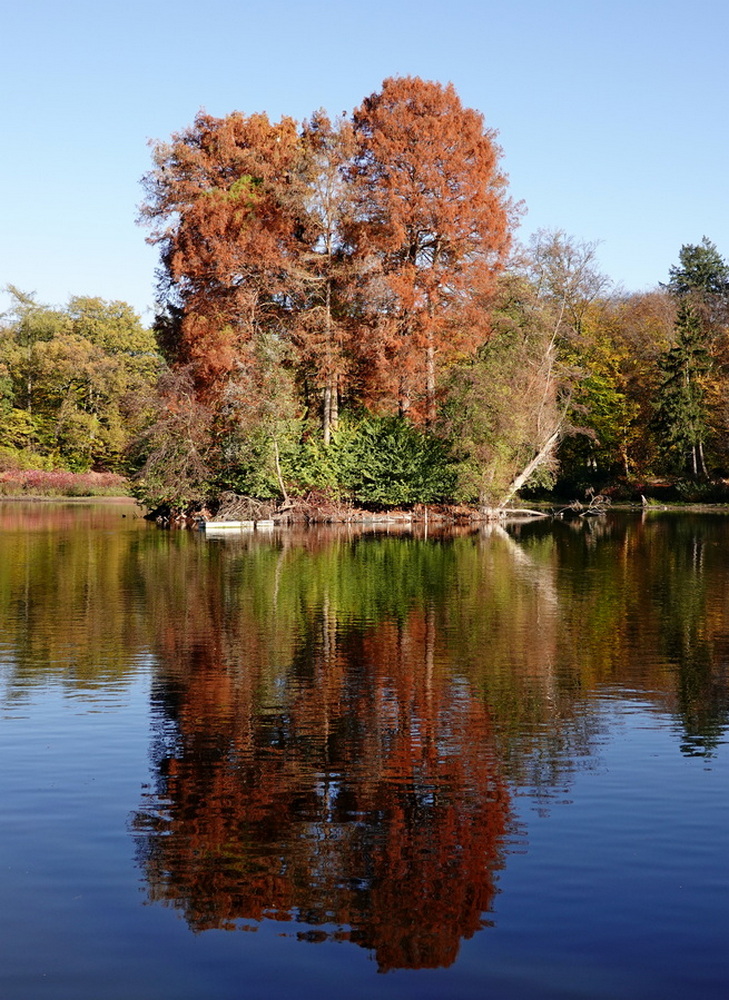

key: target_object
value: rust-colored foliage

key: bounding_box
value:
[346,76,514,421]
[140,80,515,430]
[141,111,309,398]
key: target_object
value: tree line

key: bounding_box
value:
[2,76,729,509]
[0,289,159,473]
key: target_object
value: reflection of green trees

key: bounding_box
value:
[0,503,151,692]
[2,507,727,756]
[511,513,729,756]
[638,516,729,755]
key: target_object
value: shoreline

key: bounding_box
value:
[3,495,729,518]
[0,494,139,504]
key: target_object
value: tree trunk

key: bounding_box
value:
[322,372,339,445]
[496,427,561,510]
[322,277,334,446]
[323,383,332,446]
[425,340,436,426]
[332,374,338,429]
[699,440,708,479]
[273,438,289,505]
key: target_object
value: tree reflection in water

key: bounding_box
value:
[132,601,512,971]
[128,514,729,970]
[1,506,727,969]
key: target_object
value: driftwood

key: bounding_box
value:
[554,492,611,518]
[189,489,612,528]
[214,492,277,522]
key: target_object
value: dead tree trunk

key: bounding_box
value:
[495,427,561,511]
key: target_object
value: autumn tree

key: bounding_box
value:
[129,367,215,509]
[137,82,516,506]
[600,290,676,477]
[294,112,356,444]
[346,76,513,423]
[140,111,309,399]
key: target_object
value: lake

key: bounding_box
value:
[0,502,727,999]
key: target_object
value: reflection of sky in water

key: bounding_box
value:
[2,679,727,999]
[1,509,728,997]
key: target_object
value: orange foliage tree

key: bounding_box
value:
[140,110,309,400]
[346,77,514,422]
[140,79,515,433]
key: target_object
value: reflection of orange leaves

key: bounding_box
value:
[133,605,512,971]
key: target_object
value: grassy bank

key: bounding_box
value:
[0,469,131,498]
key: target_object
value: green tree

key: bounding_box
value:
[653,302,712,478]
[0,289,160,470]
[440,273,563,507]
[667,237,729,300]
[1,285,69,346]
[658,239,729,477]
[338,415,456,506]
[217,336,302,502]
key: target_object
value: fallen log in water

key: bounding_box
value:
[480,506,550,520]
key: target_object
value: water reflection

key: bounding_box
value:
[134,614,511,970]
[0,502,150,694]
[131,530,518,970]
[511,512,729,757]
[2,505,728,973]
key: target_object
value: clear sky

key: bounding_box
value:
[2,0,727,323]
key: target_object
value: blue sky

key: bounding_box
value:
[2,0,727,322]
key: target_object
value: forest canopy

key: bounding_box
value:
[3,77,729,510]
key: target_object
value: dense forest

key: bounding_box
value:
[2,76,729,510]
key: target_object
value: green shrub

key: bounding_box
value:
[201,413,457,509]
[338,415,456,507]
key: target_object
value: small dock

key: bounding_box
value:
[202,519,275,534]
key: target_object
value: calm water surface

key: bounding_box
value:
[0,503,727,999]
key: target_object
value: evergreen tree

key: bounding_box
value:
[666,237,729,333]
[654,303,712,478]
[667,237,729,299]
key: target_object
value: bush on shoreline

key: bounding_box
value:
[0,469,129,497]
